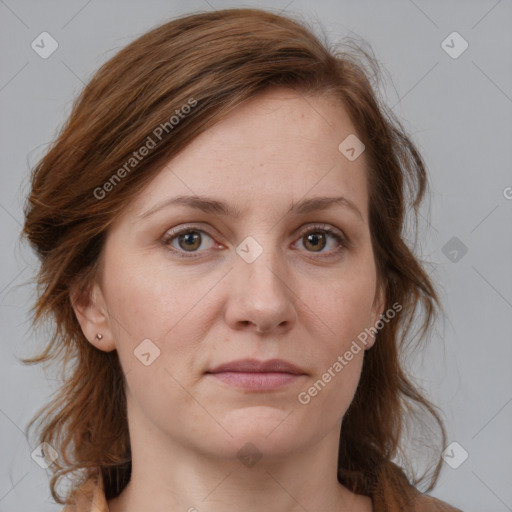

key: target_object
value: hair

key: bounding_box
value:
[21,7,448,510]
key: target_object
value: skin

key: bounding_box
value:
[73,87,385,512]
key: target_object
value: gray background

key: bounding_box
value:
[1,0,511,511]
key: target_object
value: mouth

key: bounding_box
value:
[205,358,307,392]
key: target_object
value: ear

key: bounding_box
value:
[365,281,386,350]
[70,276,116,352]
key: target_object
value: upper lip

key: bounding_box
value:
[207,358,306,375]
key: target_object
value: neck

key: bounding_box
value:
[109,423,368,512]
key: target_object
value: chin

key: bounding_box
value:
[210,406,312,458]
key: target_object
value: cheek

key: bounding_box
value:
[296,267,376,406]
[101,257,215,433]
[103,250,207,339]
[310,266,377,351]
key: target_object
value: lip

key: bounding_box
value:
[206,358,307,391]
[207,358,306,375]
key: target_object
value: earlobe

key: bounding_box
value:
[70,279,116,352]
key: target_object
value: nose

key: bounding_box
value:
[224,242,297,334]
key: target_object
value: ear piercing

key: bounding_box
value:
[95,333,103,341]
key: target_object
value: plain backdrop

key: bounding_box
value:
[0,1,511,511]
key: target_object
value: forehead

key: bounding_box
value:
[126,87,369,221]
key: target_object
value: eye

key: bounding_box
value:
[162,225,216,258]
[161,223,349,259]
[293,224,348,256]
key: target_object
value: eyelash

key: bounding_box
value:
[161,223,350,260]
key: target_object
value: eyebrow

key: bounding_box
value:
[138,194,364,222]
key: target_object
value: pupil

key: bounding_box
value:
[306,233,325,251]
[180,232,200,250]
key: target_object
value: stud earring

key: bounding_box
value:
[95,333,103,341]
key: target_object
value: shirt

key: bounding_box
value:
[62,471,108,512]
[61,469,464,512]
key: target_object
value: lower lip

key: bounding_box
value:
[207,372,303,391]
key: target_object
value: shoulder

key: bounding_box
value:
[411,492,464,512]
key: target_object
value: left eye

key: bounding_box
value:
[162,224,347,258]
[295,226,346,253]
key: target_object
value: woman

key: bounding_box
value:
[21,7,463,512]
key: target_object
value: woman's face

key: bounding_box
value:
[77,87,384,462]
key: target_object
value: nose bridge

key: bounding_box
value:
[226,233,296,332]
[237,233,289,298]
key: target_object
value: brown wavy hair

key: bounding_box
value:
[21,7,448,510]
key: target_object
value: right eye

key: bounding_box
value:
[161,225,218,258]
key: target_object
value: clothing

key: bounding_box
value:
[61,469,464,512]
[62,471,108,512]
